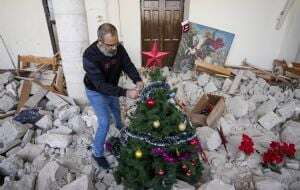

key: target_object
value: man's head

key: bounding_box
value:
[97,23,119,57]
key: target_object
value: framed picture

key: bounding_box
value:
[173,22,235,72]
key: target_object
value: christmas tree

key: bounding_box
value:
[114,69,203,190]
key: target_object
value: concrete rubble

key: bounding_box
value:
[0,68,299,190]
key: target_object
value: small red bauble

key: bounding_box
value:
[191,160,197,166]
[181,164,188,171]
[158,169,165,176]
[189,138,199,145]
[145,98,156,109]
[186,170,192,176]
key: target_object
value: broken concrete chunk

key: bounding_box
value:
[57,105,80,121]
[68,115,87,133]
[16,143,45,162]
[196,127,221,151]
[0,72,14,85]
[35,114,53,130]
[199,179,235,190]
[219,117,235,136]
[255,99,278,117]
[228,70,244,94]
[255,178,285,190]
[172,180,195,190]
[0,119,27,145]
[0,95,15,112]
[5,81,18,98]
[294,89,300,99]
[258,112,283,130]
[46,91,69,109]
[277,101,296,120]
[47,126,73,135]
[24,88,48,108]
[60,175,93,190]
[281,120,300,148]
[0,174,36,190]
[36,133,72,148]
[36,161,68,190]
[222,78,232,92]
[197,73,210,87]
[227,96,249,118]
[0,156,24,176]
[204,81,218,93]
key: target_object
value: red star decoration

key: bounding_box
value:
[142,41,169,68]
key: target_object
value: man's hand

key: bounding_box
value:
[136,81,144,91]
[126,89,139,99]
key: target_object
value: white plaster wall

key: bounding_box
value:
[52,0,89,105]
[84,0,107,42]
[278,0,300,63]
[84,0,300,70]
[0,0,53,69]
[84,0,142,67]
[118,0,142,67]
[297,48,300,62]
[188,0,291,70]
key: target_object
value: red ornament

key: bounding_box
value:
[158,169,165,176]
[145,98,156,109]
[181,164,188,172]
[191,160,197,166]
[186,170,192,177]
[189,138,199,146]
[142,40,169,68]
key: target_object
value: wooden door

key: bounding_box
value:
[141,0,184,67]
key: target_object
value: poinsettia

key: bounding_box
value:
[262,141,296,173]
[239,134,255,155]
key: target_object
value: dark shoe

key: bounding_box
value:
[92,155,110,169]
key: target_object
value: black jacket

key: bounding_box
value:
[83,41,142,97]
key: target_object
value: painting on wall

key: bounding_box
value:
[173,22,235,72]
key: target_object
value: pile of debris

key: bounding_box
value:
[0,72,19,115]
[0,71,123,190]
[1,60,300,190]
[152,65,300,190]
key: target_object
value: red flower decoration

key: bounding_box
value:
[239,134,255,155]
[262,141,296,166]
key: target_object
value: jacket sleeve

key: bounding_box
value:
[83,57,127,97]
[120,45,142,84]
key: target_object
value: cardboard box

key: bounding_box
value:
[189,94,225,127]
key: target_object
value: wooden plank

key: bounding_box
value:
[195,59,233,76]
[19,55,57,66]
[17,80,32,113]
[54,66,64,93]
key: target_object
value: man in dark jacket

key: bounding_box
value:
[83,23,143,169]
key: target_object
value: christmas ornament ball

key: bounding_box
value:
[135,149,143,159]
[146,98,156,108]
[158,169,165,176]
[178,122,186,131]
[153,120,160,128]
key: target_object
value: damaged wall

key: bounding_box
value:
[278,0,300,63]
[51,0,89,105]
[0,0,53,69]
[84,0,142,68]
[188,0,300,70]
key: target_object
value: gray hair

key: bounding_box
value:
[97,23,118,41]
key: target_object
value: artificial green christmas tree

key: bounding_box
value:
[114,69,203,190]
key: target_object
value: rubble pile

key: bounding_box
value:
[0,67,300,190]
